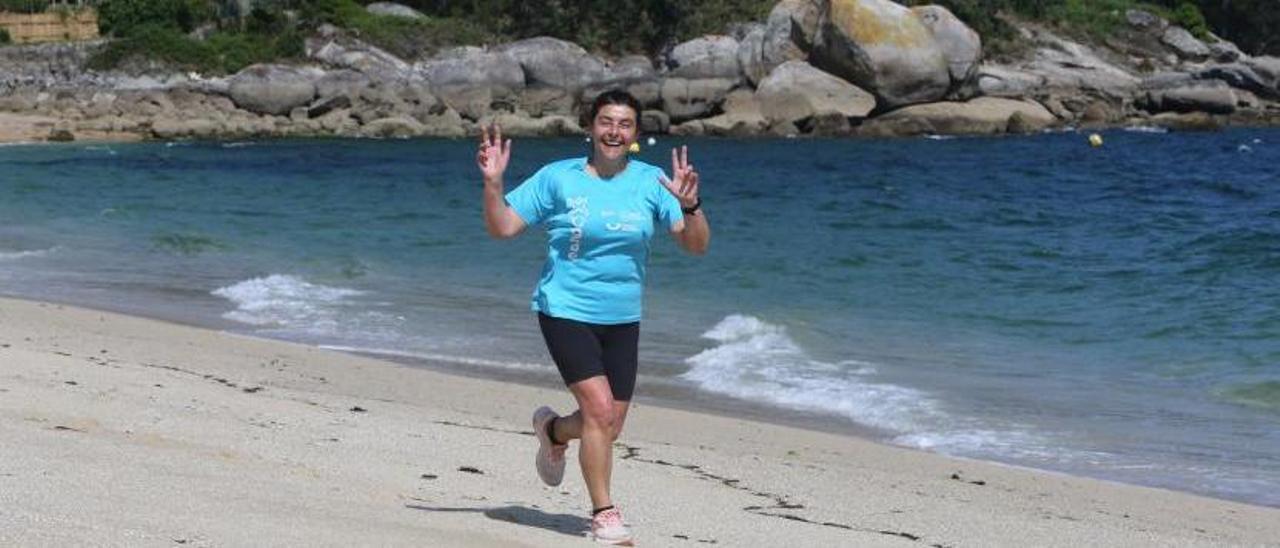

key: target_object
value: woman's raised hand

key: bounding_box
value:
[477,125,512,182]
[660,145,699,208]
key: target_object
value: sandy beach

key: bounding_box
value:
[0,296,1277,547]
[0,112,142,144]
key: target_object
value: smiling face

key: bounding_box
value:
[590,104,639,164]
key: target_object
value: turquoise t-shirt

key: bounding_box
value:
[505,157,683,324]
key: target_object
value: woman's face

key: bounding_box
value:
[590,104,639,163]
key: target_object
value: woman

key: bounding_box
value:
[477,89,710,545]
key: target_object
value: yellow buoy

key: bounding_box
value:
[1089,133,1103,147]
[629,142,641,153]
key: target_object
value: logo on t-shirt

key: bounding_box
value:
[566,196,588,260]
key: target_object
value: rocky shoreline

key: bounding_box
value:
[2,0,1278,143]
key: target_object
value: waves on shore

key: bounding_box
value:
[678,314,1072,461]
[212,274,370,329]
[0,247,58,261]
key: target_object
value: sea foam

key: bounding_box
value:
[680,314,938,434]
[680,314,1070,462]
[0,247,58,261]
[212,274,364,328]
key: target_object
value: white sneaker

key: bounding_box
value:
[591,507,634,546]
[532,406,566,486]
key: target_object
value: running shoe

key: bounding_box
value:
[591,507,634,546]
[532,405,566,486]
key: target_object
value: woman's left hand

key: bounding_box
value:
[660,145,699,209]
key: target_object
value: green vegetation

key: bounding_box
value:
[388,0,774,55]
[91,0,302,74]
[908,0,1233,55]
[89,23,302,74]
[1197,0,1279,55]
[0,27,10,44]
[901,0,1187,53]
[303,0,492,59]
[97,0,214,36]
[0,0,49,13]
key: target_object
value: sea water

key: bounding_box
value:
[2,130,1277,506]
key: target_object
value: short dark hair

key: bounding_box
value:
[586,89,641,125]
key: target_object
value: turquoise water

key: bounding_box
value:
[2,130,1278,506]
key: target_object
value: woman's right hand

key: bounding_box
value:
[477,124,511,183]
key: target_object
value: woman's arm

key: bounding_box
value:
[673,208,710,255]
[477,125,527,239]
[661,146,710,255]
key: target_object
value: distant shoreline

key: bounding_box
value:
[3,110,1275,146]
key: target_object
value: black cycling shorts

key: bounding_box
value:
[537,312,640,401]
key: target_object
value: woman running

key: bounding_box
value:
[477,89,710,545]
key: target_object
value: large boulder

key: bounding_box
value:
[660,78,737,123]
[419,107,467,138]
[1144,82,1237,114]
[228,64,319,116]
[911,5,981,98]
[582,56,661,108]
[416,46,525,90]
[976,64,1046,97]
[1245,56,1280,86]
[740,0,824,86]
[315,69,374,103]
[497,37,607,92]
[1125,9,1167,32]
[416,47,525,120]
[737,24,768,86]
[519,86,577,118]
[641,110,670,134]
[361,116,426,138]
[391,84,444,123]
[1150,111,1220,131]
[700,89,768,137]
[307,95,351,118]
[1207,39,1244,63]
[350,85,410,124]
[81,91,118,118]
[811,0,951,108]
[151,117,223,139]
[365,2,425,19]
[763,0,822,67]
[755,61,875,127]
[114,90,175,118]
[854,115,935,138]
[307,37,414,83]
[1142,71,1196,90]
[670,120,706,137]
[665,35,742,80]
[475,112,582,137]
[873,97,1056,135]
[1161,26,1210,62]
[1000,27,1141,99]
[1197,62,1278,100]
[0,89,39,112]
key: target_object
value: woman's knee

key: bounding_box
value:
[581,398,617,432]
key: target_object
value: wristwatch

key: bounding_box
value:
[681,197,702,215]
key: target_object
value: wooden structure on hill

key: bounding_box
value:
[0,7,98,43]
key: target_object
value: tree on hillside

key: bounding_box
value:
[1195,0,1280,55]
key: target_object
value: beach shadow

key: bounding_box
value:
[406,504,589,538]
